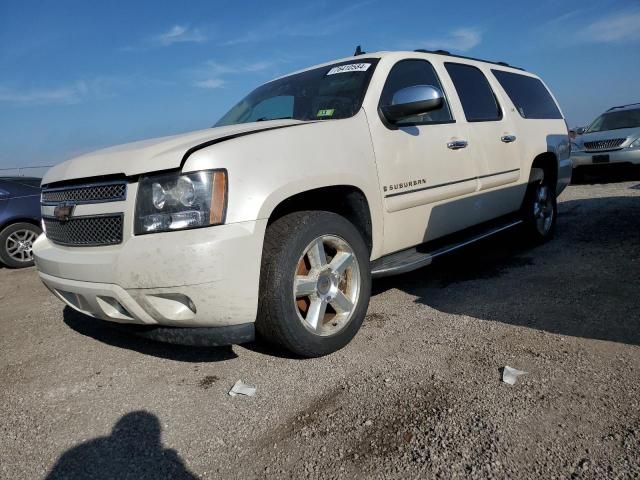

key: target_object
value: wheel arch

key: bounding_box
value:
[529,152,558,189]
[266,185,375,255]
[0,217,41,233]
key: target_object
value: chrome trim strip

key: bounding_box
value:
[384,168,520,199]
[41,180,128,205]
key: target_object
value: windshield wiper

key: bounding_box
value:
[255,116,294,122]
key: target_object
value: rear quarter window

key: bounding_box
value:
[491,70,563,120]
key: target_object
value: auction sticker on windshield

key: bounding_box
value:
[327,63,371,75]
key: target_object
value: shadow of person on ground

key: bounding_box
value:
[46,411,198,480]
[63,307,237,363]
[372,195,640,346]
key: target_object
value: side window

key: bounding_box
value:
[491,70,563,119]
[445,63,502,122]
[379,59,453,126]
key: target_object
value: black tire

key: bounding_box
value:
[0,222,42,268]
[521,172,557,244]
[256,211,371,357]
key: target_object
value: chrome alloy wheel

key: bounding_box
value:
[5,229,38,263]
[293,235,361,337]
[533,183,554,236]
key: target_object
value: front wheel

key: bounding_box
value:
[521,173,557,243]
[256,211,371,357]
[0,222,42,268]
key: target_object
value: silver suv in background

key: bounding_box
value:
[571,103,640,174]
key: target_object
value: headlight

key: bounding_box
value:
[629,138,640,149]
[135,169,227,234]
[570,142,583,152]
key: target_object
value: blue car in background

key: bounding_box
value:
[0,177,42,268]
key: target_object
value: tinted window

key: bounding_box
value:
[492,70,563,119]
[216,59,378,126]
[586,109,640,133]
[445,63,502,122]
[380,59,453,126]
[244,96,294,122]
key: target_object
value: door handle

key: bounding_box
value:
[447,140,468,150]
[501,135,517,143]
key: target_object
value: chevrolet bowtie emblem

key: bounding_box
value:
[54,202,76,222]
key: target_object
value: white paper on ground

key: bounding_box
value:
[502,366,528,385]
[228,380,256,397]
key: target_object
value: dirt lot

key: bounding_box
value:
[1,176,639,479]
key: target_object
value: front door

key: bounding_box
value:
[366,59,480,254]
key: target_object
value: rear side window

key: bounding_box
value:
[491,70,563,119]
[444,63,502,122]
[380,59,453,126]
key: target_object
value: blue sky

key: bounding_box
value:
[1,0,639,171]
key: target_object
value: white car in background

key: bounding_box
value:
[571,103,640,176]
[34,49,571,357]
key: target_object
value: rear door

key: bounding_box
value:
[444,62,521,201]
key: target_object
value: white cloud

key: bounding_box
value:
[192,60,277,89]
[193,79,225,89]
[0,76,138,106]
[221,1,374,46]
[154,25,206,46]
[579,10,640,44]
[419,28,482,53]
[123,24,207,51]
[0,82,88,106]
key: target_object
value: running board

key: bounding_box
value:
[371,219,523,278]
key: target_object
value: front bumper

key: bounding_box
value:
[34,219,267,329]
[571,148,640,167]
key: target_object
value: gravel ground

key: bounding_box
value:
[1,176,639,479]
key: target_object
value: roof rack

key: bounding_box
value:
[413,49,525,71]
[607,102,640,112]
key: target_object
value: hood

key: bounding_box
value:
[43,119,304,185]
[577,127,640,145]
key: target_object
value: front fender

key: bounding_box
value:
[183,112,385,258]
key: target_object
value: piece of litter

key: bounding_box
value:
[502,366,527,385]
[228,380,256,397]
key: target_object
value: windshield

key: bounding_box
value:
[587,108,640,133]
[215,59,379,127]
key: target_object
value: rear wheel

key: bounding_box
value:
[522,172,557,243]
[0,222,42,268]
[257,211,371,357]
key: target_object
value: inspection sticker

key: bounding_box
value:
[326,63,371,75]
[317,109,335,117]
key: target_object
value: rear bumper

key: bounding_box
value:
[571,148,640,167]
[557,157,572,195]
[33,219,267,328]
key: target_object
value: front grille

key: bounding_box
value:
[583,138,626,151]
[42,182,126,204]
[43,215,124,246]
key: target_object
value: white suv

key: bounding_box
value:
[34,50,571,357]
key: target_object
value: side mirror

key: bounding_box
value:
[576,127,586,135]
[381,85,444,124]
